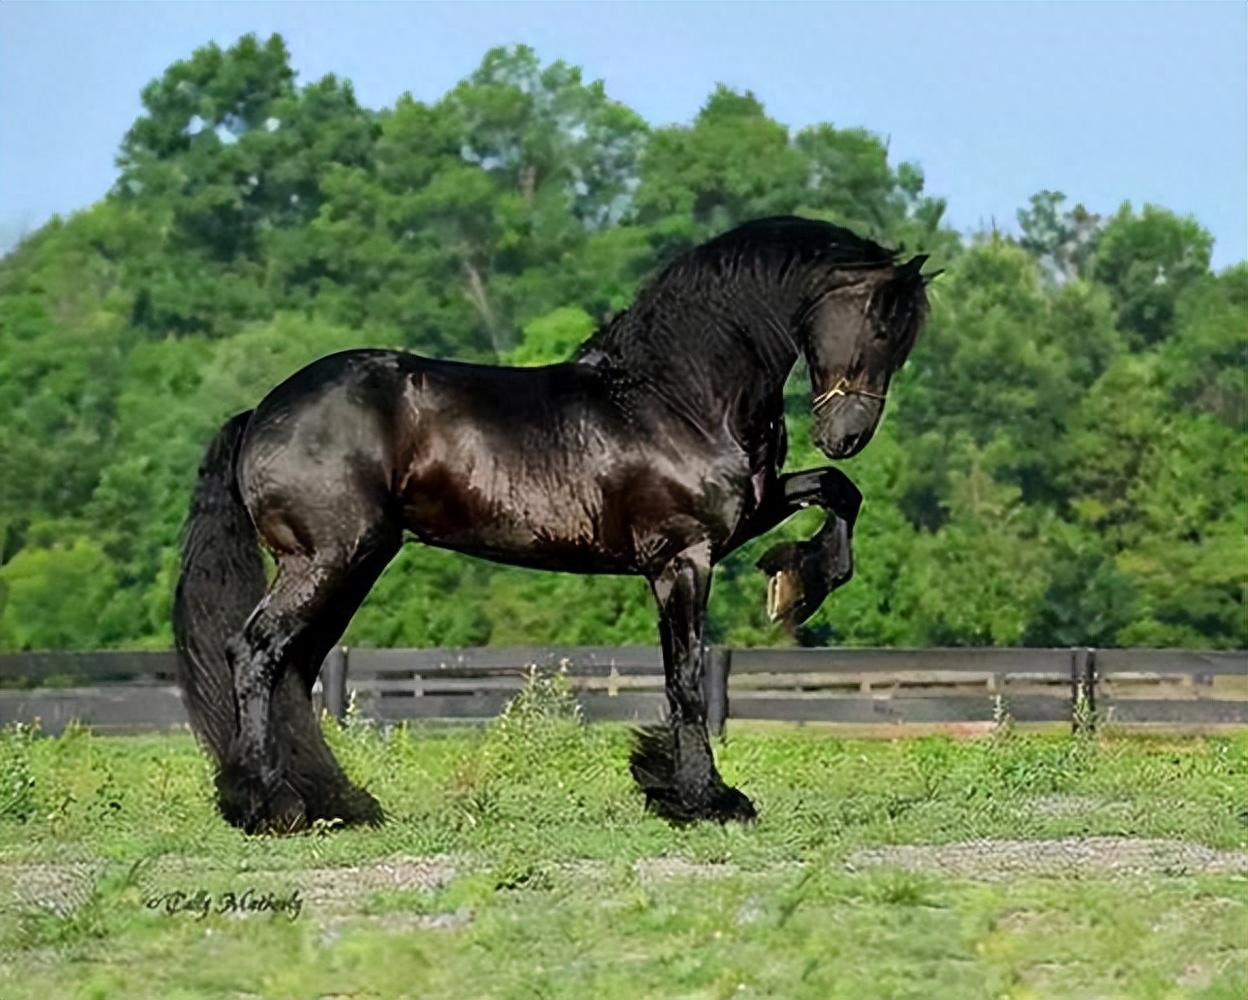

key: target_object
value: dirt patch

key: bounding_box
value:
[316,906,473,947]
[0,862,106,918]
[632,858,739,883]
[558,857,747,884]
[300,857,457,913]
[1024,794,1119,818]
[847,837,1248,880]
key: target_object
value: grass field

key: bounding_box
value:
[1,677,1245,999]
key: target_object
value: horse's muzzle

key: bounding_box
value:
[811,395,883,459]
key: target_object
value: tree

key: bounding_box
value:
[0,538,120,650]
[891,443,1055,646]
[116,34,379,338]
[1091,203,1214,346]
[1155,264,1248,429]
[507,306,596,365]
[1016,189,1101,285]
[446,45,647,230]
[894,240,1080,514]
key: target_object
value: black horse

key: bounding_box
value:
[173,216,931,832]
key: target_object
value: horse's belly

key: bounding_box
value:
[399,460,633,573]
[396,416,744,574]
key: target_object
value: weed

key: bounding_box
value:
[478,663,592,788]
[0,721,39,821]
[861,869,939,907]
[992,693,1015,741]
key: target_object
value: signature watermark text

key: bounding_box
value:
[144,888,303,920]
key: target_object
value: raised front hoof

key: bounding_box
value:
[642,784,758,826]
[765,568,814,626]
[756,540,846,627]
[757,544,820,626]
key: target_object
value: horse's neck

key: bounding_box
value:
[651,320,797,447]
[581,270,808,436]
[680,280,804,431]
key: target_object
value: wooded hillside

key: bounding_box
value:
[1,35,1243,652]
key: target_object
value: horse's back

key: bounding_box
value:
[233,349,612,554]
[387,359,750,572]
[235,346,748,573]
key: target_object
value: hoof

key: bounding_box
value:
[260,777,309,835]
[758,542,819,626]
[271,769,385,831]
[756,537,847,627]
[629,723,755,825]
[217,761,309,835]
[315,783,386,829]
[766,567,806,624]
[709,784,758,824]
[643,783,757,826]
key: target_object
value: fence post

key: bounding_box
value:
[323,646,348,722]
[1087,646,1099,730]
[705,646,730,738]
[1071,646,1096,735]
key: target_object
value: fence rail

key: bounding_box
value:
[0,646,1244,736]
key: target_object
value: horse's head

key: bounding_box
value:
[801,254,931,459]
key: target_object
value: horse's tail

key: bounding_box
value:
[172,410,264,770]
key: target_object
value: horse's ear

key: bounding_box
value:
[897,254,929,281]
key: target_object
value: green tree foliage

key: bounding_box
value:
[507,306,597,366]
[1091,203,1215,346]
[0,35,1243,652]
[1017,190,1100,285]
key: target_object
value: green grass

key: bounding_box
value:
[0,680,1245,999]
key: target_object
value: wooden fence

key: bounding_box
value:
[1,646,1244,737]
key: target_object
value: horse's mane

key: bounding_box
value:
[576,216,901,415]
[694,215,897,272]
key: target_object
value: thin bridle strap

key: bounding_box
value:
[812,376,887,412]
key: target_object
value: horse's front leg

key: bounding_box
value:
[754,468,862,626]
[631,540,756,824]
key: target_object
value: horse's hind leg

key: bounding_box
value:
[224,525,399,833]
[274,531,400,828]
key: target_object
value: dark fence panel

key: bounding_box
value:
[345,645,674,728]
[347,645,664,679]
[1091,648,1248,728]
[0,685,187,734]
[1095,649,1248,676]
[1099,700,1248,725]
[725,693,1074,725]
[728,647,1072,675]
[1,646,1244,735]
[0,651,179,687]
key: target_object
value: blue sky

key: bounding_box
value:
[1,1,1245,267]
